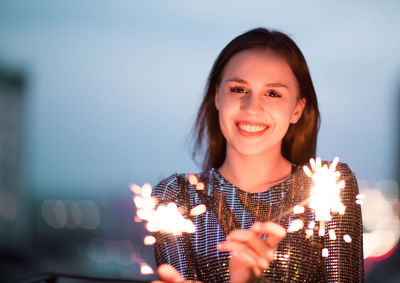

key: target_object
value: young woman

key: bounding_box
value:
[151,28,363,282]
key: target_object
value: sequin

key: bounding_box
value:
[152,163,364,282]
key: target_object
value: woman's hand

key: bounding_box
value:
[217,222,286,283]
[152,264,203,283]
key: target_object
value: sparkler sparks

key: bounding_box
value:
[272,157,349,257]
[293,205,305,214]
[355,194,364,205]
[188,174,199,185]
[131,183,197,236]
[304,157,345,237]
[190,204,207,216]
[343,234,352,243]
[144,235,156,245]
[287,219,304,232]
[140,262,154,275]
[329,229,337,240]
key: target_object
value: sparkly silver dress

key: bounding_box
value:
[152,162,364,282]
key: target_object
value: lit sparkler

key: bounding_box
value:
[131,179,206,274]
[271,157,349,256]
[131,183,197,236]
[304,157,345,236]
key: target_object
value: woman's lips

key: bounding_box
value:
[236,120,269,136]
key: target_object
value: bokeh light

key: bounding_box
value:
[41,199,100,230]
[360,180,400,261]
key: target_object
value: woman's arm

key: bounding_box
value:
[152,174,201,281]
[324,163,364,282]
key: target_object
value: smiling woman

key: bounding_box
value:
[151,28,363,282]
[215,48,306,191]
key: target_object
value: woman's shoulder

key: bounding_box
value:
[295,159,359,195]
[152,173,185,201]
[295,159,355,175]
[152,170,211,202]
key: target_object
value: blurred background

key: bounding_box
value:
[1,0,400,282]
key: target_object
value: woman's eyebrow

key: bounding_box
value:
[264,82,289,88]
[225,78,248,84]
[225,78,288,89]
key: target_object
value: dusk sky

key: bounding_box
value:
[1,0,399,197]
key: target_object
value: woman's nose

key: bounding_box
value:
[240,93,264,114]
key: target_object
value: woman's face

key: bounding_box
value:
[215,48,305,157]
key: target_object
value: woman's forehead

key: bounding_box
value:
[220,48,297,86]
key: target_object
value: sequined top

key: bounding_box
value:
[152,162,364,282]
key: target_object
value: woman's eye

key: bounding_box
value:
[230,87,247,94]
[266,90,281,98]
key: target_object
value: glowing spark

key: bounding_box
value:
[329,229,337,240]
[306,229,313,239]
[130,183,142,195]
[318,223,325,236]
[196,182,205,190]
[356,194,364,205]
[140,262,154,275]
[132,183,196,236]
[343,234,352,243]
[188,174,198,185]
[287,219,304,232]
[304,157,345,236]
[293,205,305,214]
[141,183,152,198]
[322,248,329,258]
[190,204,207,216]
[308,221,316,229]
[144,235,156,245]
[146,222,158,232]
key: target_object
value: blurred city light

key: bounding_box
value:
[41,199,100,230]
[360,180,400,261]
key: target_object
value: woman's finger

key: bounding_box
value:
[218,240,270,270]
[251,222,286,248]
[227,229,272,258]
[155,264,204,283]
[156,264,185,282]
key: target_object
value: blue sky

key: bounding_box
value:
[1,0,400,197]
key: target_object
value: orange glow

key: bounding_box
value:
[287,219,304,232]
[144,235,156,245]
[132,183,196,235]
[196,182,205,190]
[322,248,329,257]
[304,157,345,223]
[361,183,399,260]
[140,262,154,275]
[188,174,198,185]
[190,204,207,216]
[293,205,305,214]
[343,234,352,243]
[329,229,336,240]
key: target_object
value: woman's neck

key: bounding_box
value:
[218,147,292,193]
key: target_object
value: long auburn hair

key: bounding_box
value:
[193,28,320,171]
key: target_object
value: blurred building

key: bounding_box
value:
[0,63,28,278]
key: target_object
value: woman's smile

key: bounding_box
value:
[236,120,270,136]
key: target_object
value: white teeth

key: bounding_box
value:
[237,123,267,133]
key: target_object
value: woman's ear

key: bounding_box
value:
[214,90,220,111]
[290,97,306,124]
